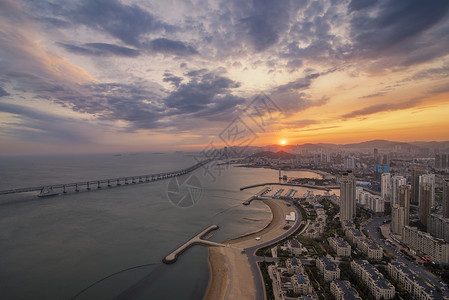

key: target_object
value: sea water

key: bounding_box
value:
[0,153,328,300]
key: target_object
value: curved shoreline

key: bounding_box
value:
[203,198,296,300]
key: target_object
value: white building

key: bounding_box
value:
[402,225,449,264]
[328,237,351,257]
[391,175,406,205]
[388,262,435,300]
[351,260,395,300]
[330,280,362,300]
[316,257,340,282]
[381,173,391,203]
[419,173,435,207]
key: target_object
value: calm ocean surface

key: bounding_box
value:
[0,153,330,300]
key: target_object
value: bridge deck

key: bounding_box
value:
[0,159,211,196]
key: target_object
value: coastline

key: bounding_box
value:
[203,198,296,300]
[235,164,335,180]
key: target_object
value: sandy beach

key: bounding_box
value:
[203,198,296,300]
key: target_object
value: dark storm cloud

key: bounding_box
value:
[163,71,244,117]
[348,0,378,11]
[59,43,140,57]
[0,86,10,97]
[350,0,449,57]
[341,99,422,119]
[62,0,173,47]
[163,73,183,87]
[239,0,291,52]
[147,38,199,56]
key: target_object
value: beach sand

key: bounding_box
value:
[203,198,296,300]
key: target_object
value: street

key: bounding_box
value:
[364,216,449,298]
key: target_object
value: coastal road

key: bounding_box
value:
[364,216,449,298]
[244,199,303,300]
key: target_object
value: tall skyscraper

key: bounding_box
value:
[419,182,432,227]
[411,166,425,205]
[391,185,410,236]
[398,185,410,227]
[344,157,355,170]
[435,154,441,169]
[340,171,356,223]
[443,154,448,168]
[374,148,378,164]
[419,174,435,207]
[391,175,406,205]
[443,179,449,218]
[381,173,391,203]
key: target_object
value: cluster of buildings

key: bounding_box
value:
[330,280,362,300]
[316,256,340,282]
[328,237,351,257]
[345,225,383,260]
[351,260,395,300]
[381,170,449,264]
[388,261,436,299]
[277,257,315,298]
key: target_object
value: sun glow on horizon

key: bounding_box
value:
[280,139,286,145]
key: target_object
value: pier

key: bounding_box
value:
[240,182,332,191]
[243,187,270,205]
[163,225,228,264]
[0,159,211,197]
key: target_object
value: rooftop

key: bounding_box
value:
[332,280,361,300]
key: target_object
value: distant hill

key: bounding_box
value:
[245,139,449,154]
[250,151,296,159]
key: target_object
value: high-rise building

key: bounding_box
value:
[391,204,404,236]
[399,185,410,227]
[381,173,391,203]
[443,179,449,218]
[419,182,432,226]
[340,171,356,223]
[391,185,410,236]
[344,157,355,170]
[374,148,378,164]
[419,174,435,207]
[391,175,406,205]
[443,154,448,168]
[411,166,425,205]
[435,154,441,169]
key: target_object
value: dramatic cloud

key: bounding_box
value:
[59,43,140,57]
[0,102,94,144]
[349,0,449,64]
[342,99,422,119]
[1,0,449,153]
[43,0,173,47]
[147,38,199,56]
[0,87,10,97]
[163,70,244,120]
[239,0,291,52]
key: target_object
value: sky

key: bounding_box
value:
[1,0,449,155]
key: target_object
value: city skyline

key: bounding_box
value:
[1,0,449,155]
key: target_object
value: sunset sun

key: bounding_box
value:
[280,140,286,145]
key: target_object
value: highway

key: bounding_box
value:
[364,216,449,299]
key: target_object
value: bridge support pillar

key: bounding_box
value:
[87,182,90,190]
[63,185,67,193]
[108,180,111,187]
[97,181,101,189]
[75,184,79,192]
